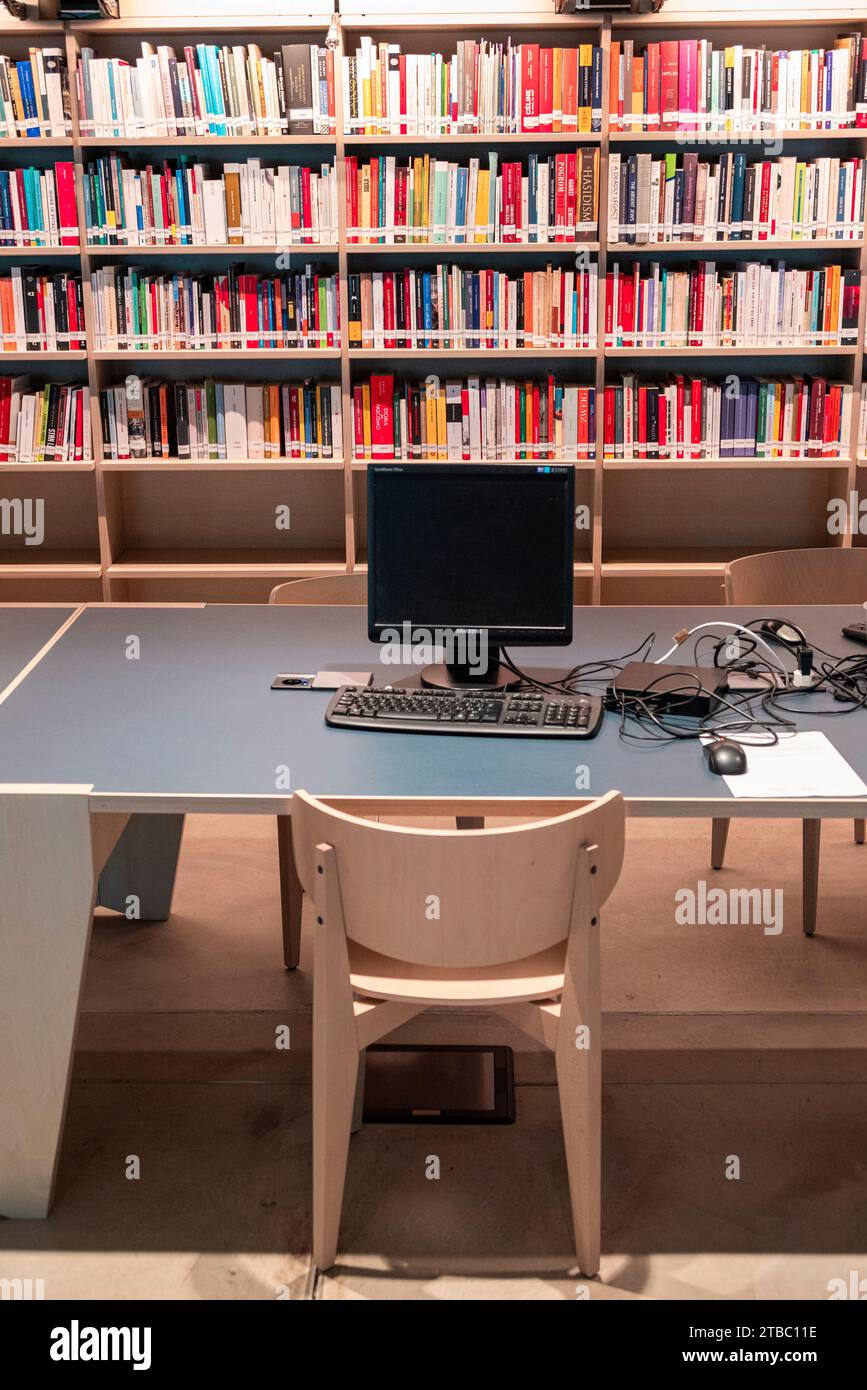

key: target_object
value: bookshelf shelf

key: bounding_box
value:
[607,240,865,253]
[102,459,345,472]
[0,246,81,257]
[343,133,603,146]
[85,245,340,257]
[346,241,601,254]
[0,8,862,606]
[351,457,596,470]
[91,350,342,360]
[347,347,595,359]
[107,549,347,579]
[78,136,336,148]
[603,458,851,471]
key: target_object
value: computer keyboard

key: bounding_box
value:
[325,686,604,738]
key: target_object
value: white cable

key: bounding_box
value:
[653,621,790,677]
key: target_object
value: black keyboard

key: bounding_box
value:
[325,686,604,738]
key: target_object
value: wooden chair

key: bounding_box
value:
[269,572,482,968]
[291,787,625,1274]
[269,575,367,605]
[720,548,867,935]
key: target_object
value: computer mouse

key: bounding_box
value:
[704,739,747,776]
[759,619,806,649]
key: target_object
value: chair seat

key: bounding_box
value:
[348,939,567,1005]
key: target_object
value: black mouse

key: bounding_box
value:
[704,739,747,776]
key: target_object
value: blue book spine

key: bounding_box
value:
[528,153,538,243]
[0,172,11,241]
[591,48,602,133]
[105,61,119,135]
[422,271,432,346]
[208,49,227,134]
[455,167,467,242]
[16,61,40,136]
[174,170,187,243]
[835,166,847,237]
[729,153,746,239]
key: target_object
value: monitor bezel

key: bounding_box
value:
[367,462,575,648]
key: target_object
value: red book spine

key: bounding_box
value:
[690,379,702,457]
[325,48,336,132]
[660,42,679,132]
[370,372,395,457]
[461,384,470,459]
[74,386,84,460]
[0,378,11,454]
[547,375,554,456]
[301,167,312,244]
[55,161,79,246]
[605,268,615,342]
[565,151,577,238]
[603,383,615,455]
[399,55,407,135]
[554,153,567,241]
[383,272,395,350]
[539,48,553,133]
[521,44,539,133]
[675,375,685,457]
[858,40,867,128]
[646,44,660,128]
[657,387,668,454]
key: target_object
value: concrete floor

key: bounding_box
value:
[1,812,866,1301]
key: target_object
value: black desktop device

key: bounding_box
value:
[367,462,575,690]
[608,661,729,719]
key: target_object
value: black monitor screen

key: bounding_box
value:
[368,464,574,644]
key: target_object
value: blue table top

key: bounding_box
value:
[0,602,865,808]
[0,606,77,696]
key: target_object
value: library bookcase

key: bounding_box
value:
[1,6,866,605]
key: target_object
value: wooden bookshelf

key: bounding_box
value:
[0,8,863,605]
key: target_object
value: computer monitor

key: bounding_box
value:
[367,463,575,688]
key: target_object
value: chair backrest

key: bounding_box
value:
[291,790,625,969]
[725,548,867,606]
[270,574,368,605]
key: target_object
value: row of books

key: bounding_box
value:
[343,37,602,136]
[345,150,599,245]
[0,50,71,139]
[83,157,338,248]
[0,271,85,352]
[353,373,595,462]
[99,377,343,463]
[604,263,860,349]
[0,377,92,463]
[609,36,866,132]
[608,153,867,245]
[603,375,852,461]
[90,267,340,352]
[0,163,78,248]
[347,265,597,351]
[76,42,336,139]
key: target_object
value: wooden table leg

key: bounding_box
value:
[710,817,730,870]
[277,815,303,970]
[802,818,821,938]
[0,788,95,1218]
[855,819,866,845]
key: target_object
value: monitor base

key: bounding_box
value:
[419,659,522,691]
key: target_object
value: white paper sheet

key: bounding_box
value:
[717,732,867,799]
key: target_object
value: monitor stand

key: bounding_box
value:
[419,648,522,691]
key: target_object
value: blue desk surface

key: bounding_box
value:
[0,606,77,695]
[0,603,864,806]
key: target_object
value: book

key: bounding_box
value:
[345,150,598,245]
[352,374,595,462]
[603,374,851,462]
[81,156,339,248]
[0,269,85,352]
[99,375,342,462]
[90,265,339,352]
[1,377,91,462]
[0,163,78,248]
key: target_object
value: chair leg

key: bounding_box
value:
[313,1032,359,1272]
[855,819,866,845]
[802,819,821,938]
[555,915,601,1278]
[710,817,730,870]
[276,816,303,969]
